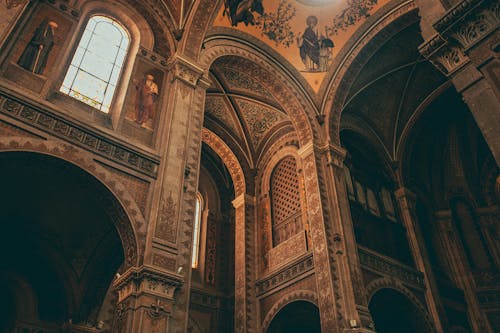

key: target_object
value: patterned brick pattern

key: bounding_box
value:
[271,157,302,246]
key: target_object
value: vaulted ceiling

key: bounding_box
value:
[204,56,294,167]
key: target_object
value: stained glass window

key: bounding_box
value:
[191,193,203,268]
[60,16,129,113]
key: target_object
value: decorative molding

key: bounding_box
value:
[154,191,178,243]
[419,35,470,76]
[202,127,246,196]
[138,47,169,67]
[261,289,318,332]
[42,0,80,18]
[113,265,183,303]
[358,246,425,289]
[0,137,145,268]
[0,93,159,177]
[256,252,314,296]
[169,56,205,88]
[420,0,499,75]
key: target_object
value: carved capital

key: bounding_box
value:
[419,35,470,76]
[326,143,347,169]
[420,0,499,76]
[394,187,417,211]
[168,56,205,88]
[112,265,183,304]
[232,193,256,208]
[433,0,499,51]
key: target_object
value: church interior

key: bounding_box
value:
[0,0,498,332]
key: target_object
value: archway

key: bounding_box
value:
[369,288,433,333]
[0,151,133,331]
[266,300,321,333]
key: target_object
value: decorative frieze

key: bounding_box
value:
[358,246,425,289]
[138,47,169,67]
[256,252,314,296]
[0,93,159,177]
[113,265,183,303]
[42,0,80,18]
[168,56,205,88]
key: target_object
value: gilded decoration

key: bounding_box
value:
[215,64,277,103]
[236,98,287,148]
[215,0,390,91]
[204,95,241,135]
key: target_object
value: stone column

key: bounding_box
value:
[394,188,445,333]
[298,142,374,333]
[419,0,500,165]
[435,211,493,333]
[112,55,209,333]
[232,193,258,333]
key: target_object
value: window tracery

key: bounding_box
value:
[60,15,130,113]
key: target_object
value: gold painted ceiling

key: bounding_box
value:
[213,0,389,92]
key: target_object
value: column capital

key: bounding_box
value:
[394,187,417,210]
[112,265,184,304]
[419,0,499,77]
[168,55,205,88]
[232,193,256,208]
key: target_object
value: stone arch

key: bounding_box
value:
[323,0,419,145]
[261,290,319,332]
[201,128,245,196]
[0,137,145,268]
[366,277,436,332]
[199,37,321,148]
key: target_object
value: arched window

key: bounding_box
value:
[191,193,203,268]
[60,15,130,113]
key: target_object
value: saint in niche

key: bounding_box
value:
[17,19,58,74]
[223,0,264,26]
[134,73,159,127]
[297,15,334,72]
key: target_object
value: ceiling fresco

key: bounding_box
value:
[214,0,389,92]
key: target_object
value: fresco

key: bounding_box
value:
[0,0,28,46]
[215,0,389,92]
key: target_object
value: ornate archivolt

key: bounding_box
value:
[261,289,319,332]
[365,277,436,331]
[199,39,321,148]
[322,0,419,145]
[0,137,145,268]
[201,127,246,196]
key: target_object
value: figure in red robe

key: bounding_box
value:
[135,74,159,126]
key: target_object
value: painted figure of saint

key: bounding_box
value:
[17,19,58,74]
[298,16,320,71]
[135,74,159,126]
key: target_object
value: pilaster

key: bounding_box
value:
[111,265,183,333]
[139,55,210,333]
[299,142,375,333]
[394,188,445,333]
[232,193,258,333]
[434,210,493,333]
[419,0,500,165]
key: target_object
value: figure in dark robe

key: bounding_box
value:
[17,19,58,74]
[224,0,264,26]
[135,74,159,126]
[298,16,320,71]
